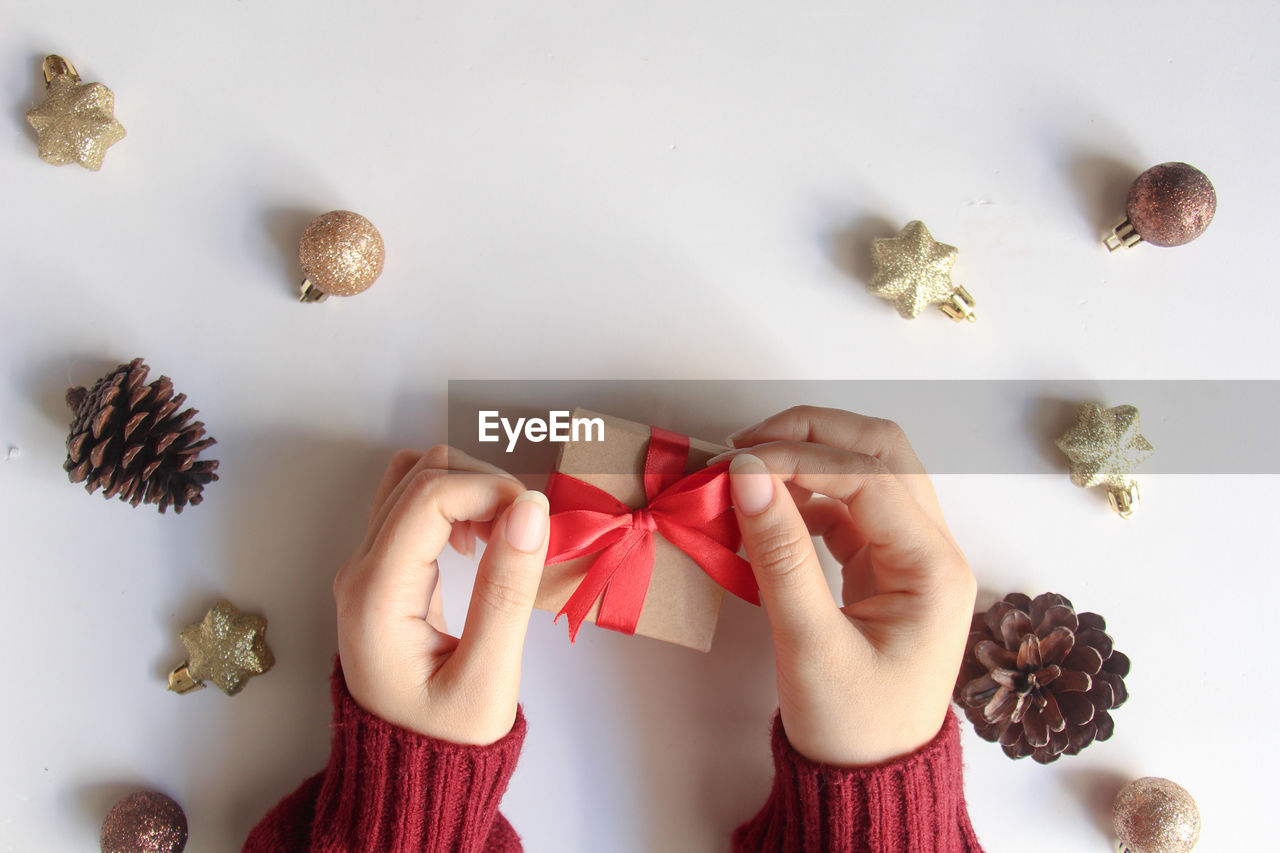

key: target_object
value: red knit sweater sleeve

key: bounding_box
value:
[731,709,984,853]
[242,660,525,853]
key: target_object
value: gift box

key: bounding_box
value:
[535,409,760,652]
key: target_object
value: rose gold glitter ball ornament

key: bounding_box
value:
[1113,777,1200,853]
[100,791,188,853]
[297,210,385,302]
[1105,163,1216,251]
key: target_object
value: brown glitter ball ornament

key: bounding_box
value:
[297,210,385,302]
[954,592,1130,764]
[1105,162,1216,251]
[100,790,188,853]
[1114,777,1201,853]
[64,358,219,513]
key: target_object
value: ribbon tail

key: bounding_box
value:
[555,532,649,642]
[696,551,759,606]
[595,533,654,635]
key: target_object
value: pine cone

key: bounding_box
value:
[64,358,219,513]
[954,592,1129,764]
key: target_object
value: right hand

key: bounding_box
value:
[712,406,977,766]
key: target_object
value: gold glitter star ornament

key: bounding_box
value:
[1056,403,1154,518]
[869,220,975,322]
[168,600,274,695]
[25,55,126,170]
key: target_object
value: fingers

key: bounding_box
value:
[453,491,549,677]
[791,492,849,537]
[728,444,956,596]
[728,454,844,653]
[426,576,447,633]
[369,450,424,523]
[725,406,945,523]
[351,471,526,618]
[794,494,868,566]
[448,523,476,558]
[728,406,926,474]
[361,446,522,557]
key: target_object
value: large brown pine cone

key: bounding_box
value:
[64,358,219,513]
[954,592,1129,764]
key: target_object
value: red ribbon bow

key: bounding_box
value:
[544,427,760,641]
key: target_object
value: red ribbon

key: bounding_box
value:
[544,427,760,642]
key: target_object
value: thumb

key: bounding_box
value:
[729,454,841,650]
[454,490,549,678]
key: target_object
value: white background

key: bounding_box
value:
[1,1,1277,850]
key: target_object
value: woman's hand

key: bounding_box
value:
[333,446,550,745]
[712,406,976,766]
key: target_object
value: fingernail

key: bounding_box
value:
[505,490,550,553]
[704,449,737,466]
[726,420,763,446]
[729,454,773,516]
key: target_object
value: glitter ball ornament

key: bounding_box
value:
[297,210,385,302]
[168,600,274,695]
[65,359,219,513]
[1105,163,1216,251]
[26,55,126,170]
[100,790,187,853]
[1056,402,1153,518]
[1113,777,1201,853]
[954,592,1130,764]
[869,221,975,322]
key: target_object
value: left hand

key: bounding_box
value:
[333,446,550,745]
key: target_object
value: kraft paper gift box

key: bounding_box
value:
[533,409,754,653]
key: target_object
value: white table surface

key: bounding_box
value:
[2,1,1277,850]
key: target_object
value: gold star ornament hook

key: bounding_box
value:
[869,220,976,322]
[168,600,274,695]
[26,55,126,170]
[1056,403,1154,518]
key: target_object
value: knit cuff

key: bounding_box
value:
[310,660,526,853]
[731,709,983,853]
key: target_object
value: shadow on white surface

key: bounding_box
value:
[1066,149,1144,240]
[822,212,900,288]
[22,352,123,433]
[1060,767,1130,843]
[1023,95,1148,242]
[169,426,397,843]
[619,596,776,850]
[507,590,779,853]
[256,205,324,300]
[974,584,1005,615]
[1025,394,1090,471]
[10,52,42,146]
